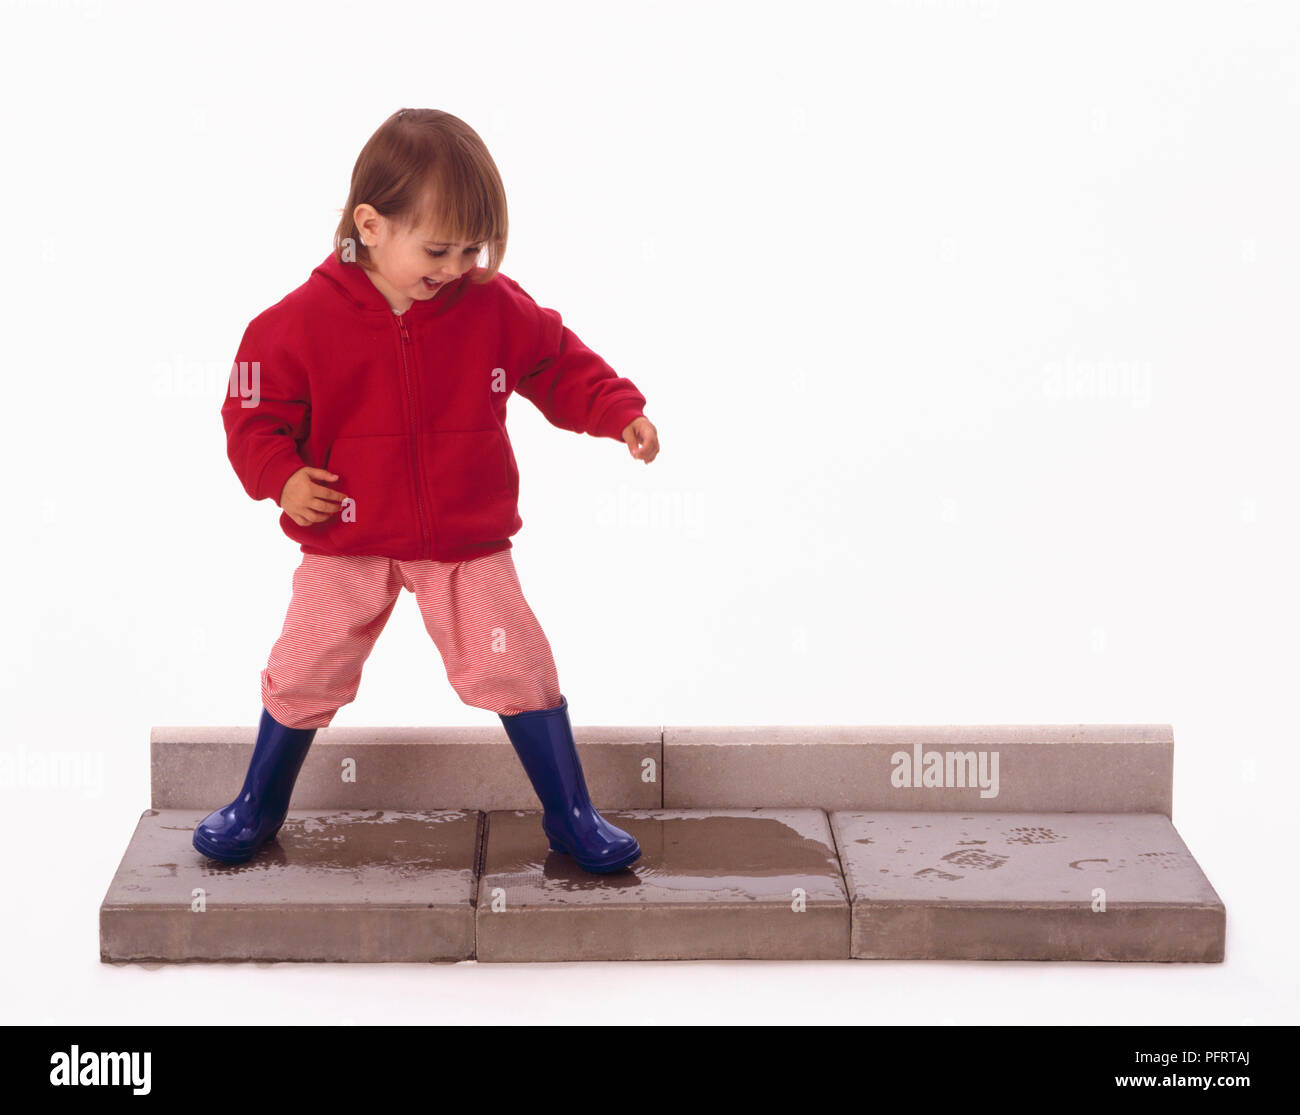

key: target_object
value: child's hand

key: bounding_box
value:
[622,416,659,463]
[279,466,348,526]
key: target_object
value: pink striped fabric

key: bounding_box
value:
[259,550,563,728]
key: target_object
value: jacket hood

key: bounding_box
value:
[309,249,479,319]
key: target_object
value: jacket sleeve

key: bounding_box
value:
[220,316,310,505]
[512,295,647,442]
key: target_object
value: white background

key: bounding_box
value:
[0,0,1296,1025]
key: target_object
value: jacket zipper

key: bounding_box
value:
[394,312,431,560]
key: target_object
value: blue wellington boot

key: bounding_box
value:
[499,695,641,874]
[192,706,317,864]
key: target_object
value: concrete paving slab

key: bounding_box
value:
[151,724,661,811]
[100,808,481,963]
[475,808,850,962]
[665,725,1173,814]
[830,811,1224,962]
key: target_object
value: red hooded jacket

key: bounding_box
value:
[221,251,647,562]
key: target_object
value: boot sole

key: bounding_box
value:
[192,823,283,865]
[547,836,642,874]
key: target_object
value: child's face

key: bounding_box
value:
[353,203,484,311]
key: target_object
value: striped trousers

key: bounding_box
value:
[259,550,563,729]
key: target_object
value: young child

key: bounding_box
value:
[194,108,659,875]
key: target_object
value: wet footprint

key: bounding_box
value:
[1005,826,1065,845]
[942,849,1008,870]
[914,867,964,882]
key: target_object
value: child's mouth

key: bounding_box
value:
[422,277,443,290]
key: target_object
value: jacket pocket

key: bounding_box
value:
[502,432,520,498]
[427,428,516,543]
[315,433,418,555]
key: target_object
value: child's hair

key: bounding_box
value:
[333,108,508,284]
